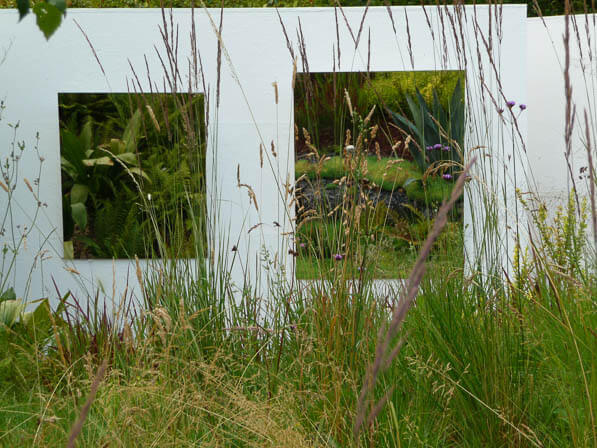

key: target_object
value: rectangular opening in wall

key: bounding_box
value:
[294,70,465,280]
[59,92,206,260]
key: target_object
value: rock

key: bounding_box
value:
[295,178,425,223]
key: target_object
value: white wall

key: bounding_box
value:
[528,15,597,210]
[0,6,528,309]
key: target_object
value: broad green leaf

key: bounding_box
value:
[109,138,125,155]
[70,183,89,205]
[71,202,87,230]
[123,109,142,153]
[0,300,25,327]
[0,287,16,302]
[82,156,113,167]
[32,3,62,40]
[60,156,77,179]
[16,0,29,21]
[128,167,150,181]
[22,299,53,338]
[116,152,137,165]
[81,121,93,151]
[63,240,74,260]
[47,0,66,14]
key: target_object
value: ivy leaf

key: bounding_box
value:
[32,3,62,40]
[16,0,30,21]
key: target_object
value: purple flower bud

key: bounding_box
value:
[300,243,306,248]
[507,100,516,108]
[334,253,343,261]
[519,104,527,111]
[433,143,443,150]
[442,173,453,180]
[442,145,451,151]
[426,145,433,151]
[497,108,504,114]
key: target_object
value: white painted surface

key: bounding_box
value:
[0,6,527,308]
[527,15,597,210]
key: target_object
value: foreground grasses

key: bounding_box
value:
[0,194,595,446]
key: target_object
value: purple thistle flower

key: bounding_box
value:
[506,100,516,108]
[334,253,343,261]
[519,104,527,111]
[433,143,443,150]
[442,173,453,180]
[497,108,504,114]
[442,145,451,151]
[426,145,433,151]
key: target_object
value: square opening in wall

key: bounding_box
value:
[294,70,465,280]
[58,92,206,260]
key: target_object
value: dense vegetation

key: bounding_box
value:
[59,93,206,259]
[0,0,586,17]
[294,71,465,279]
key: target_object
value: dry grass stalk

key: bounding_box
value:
[354,156,477,440]
[275,7,295,62]
[584,110,597,253]
[73,19,106,78]
[354,0,370,50]
[66,359,108,448]
[334,6,341,67]
[404,9,415,68]
[563,1,582,213]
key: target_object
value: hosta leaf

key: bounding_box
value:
[70,183,89,205]
[123,110,142,153]
[22,299,53,338]
[129,167,150,181]
[0,300,25,327]
[82,156,113,167]
[116,152,137,165]
[110,138,125,155]
[71,202,87,230]
[81,121,93,151]
[32,2,62,40]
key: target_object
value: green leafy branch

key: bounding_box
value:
[16,0,67,40]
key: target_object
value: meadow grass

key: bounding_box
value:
[0,1,596,447]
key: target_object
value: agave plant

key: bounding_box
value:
[388,78,465,174]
